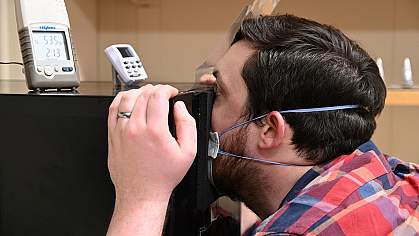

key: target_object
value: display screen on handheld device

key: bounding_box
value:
[32,31,70,61]
[117,47,133,58]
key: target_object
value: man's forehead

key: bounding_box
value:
[215,40,255,83]
[224,40,255,63]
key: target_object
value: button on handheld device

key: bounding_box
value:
[14,0,80,91]
[104,44,148,87]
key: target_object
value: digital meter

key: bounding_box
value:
[105,44,148,87]
[14,0,80,90]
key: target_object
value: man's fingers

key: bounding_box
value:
[174,101,197,159]
[116,86,153,129]
[117,90,141,114]
[130,84,154,125]
[108,92,124,134]
[146,85,178,131]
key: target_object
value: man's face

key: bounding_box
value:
[210,40,254,133]
[208,41,266,201]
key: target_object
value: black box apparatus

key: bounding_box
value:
[0,81,222,236]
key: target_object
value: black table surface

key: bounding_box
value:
[0,80,200,97]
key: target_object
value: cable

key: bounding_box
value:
[0,61,24,66]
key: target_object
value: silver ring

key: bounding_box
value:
[117,112,132,119]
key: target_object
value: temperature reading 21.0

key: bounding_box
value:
[32,31,69,61]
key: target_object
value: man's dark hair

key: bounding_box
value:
[233,15,387,164]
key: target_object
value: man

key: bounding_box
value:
[106,15,419,235]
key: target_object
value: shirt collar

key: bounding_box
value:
[278,140,384,209]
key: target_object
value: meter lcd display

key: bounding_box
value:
[32,31,70,61]
[117,47,133,58]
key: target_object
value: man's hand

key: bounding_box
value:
[106,84,197,236]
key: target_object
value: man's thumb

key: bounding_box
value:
[174,101,197,157]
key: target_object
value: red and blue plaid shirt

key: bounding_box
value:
[252,141,419,236]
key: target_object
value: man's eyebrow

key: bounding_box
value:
[213,70,228,94]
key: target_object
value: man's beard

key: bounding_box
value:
[212,126,266,207]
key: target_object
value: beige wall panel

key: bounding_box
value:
[277,0,395,29]
[97,0,249,82]
[373,106,419,163]
[378,0,419,163]
[277,0,397,83]
[65,0,98,81]
[372,108,393,157]
[0,0,98,81]
[0,0,24,81]
[154,32,227,82]
[392,0,419,86]
[98,0,152,81]
[388,106,419,163]
[159,0,249,31]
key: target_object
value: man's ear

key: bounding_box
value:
[258,111,286,149]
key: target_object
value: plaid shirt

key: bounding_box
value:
[252,141,419,236]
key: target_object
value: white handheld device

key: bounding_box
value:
[104,44,148,86]
[14,0,80,90]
